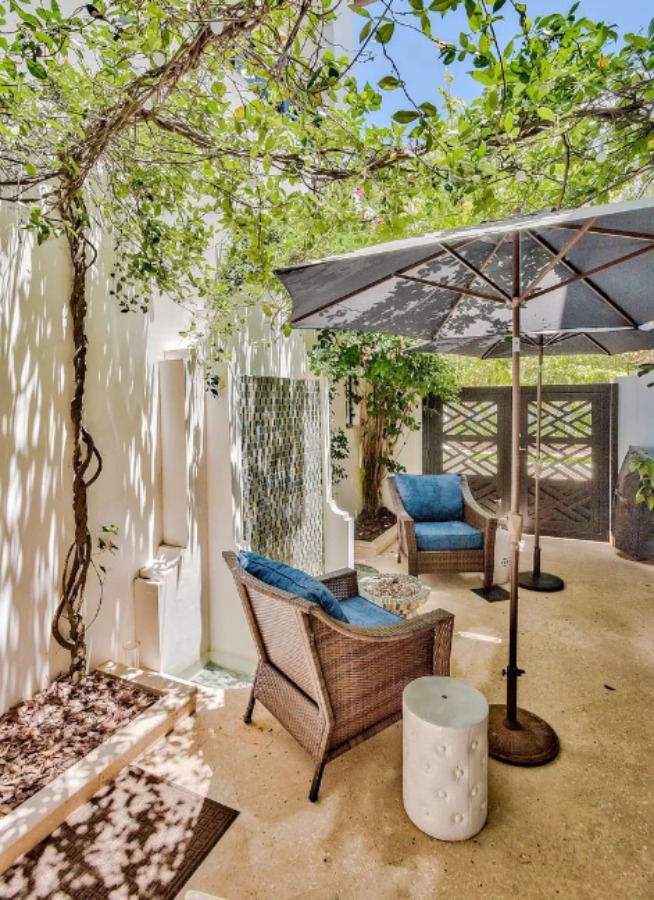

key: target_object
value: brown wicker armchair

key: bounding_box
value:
[223,551,454,801]
[388,474,498,588]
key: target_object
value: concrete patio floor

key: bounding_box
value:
[136,536,654,900]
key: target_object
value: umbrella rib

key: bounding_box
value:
[439,241,511,301]
[524,230,640,327]
[583,333,611,354]
[393,236,481,276]
[431,235,509,340]
[519,218,597,300]
[547,222,654,242]
[396,273,508,304]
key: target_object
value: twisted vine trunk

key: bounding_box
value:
[360,386,405,517]
[50,192,102,681]
[360,398,385,518]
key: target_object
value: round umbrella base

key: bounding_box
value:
[518,571,565,592]
[488,705,560,766]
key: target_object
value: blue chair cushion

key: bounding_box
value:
[238,551,349,623]
[395,474,463,522]
[414,521,483,552]
[339,595,404,627]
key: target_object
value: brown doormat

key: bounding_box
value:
[0,765,238,900]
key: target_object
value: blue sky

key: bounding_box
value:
[356,0,652,125]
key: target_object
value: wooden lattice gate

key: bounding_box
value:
[423,385,617,541]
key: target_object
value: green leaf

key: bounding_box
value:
[25,161,37,176]
[26,58,47,79]
[392,109,420,124]
[503,110,514,131]
[375,22,395,44]
[419,101,437,116]
[537,106,556,123]
[378,75,401,90]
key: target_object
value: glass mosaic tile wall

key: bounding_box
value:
[239,376,324,574]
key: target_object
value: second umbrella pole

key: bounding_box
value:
[518,338,565,593]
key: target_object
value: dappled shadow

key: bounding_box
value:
[0,210,71,713]
[0,766,237,900]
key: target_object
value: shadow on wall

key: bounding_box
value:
[86,230,207,675]
[0,208,195,713]
[0,212,72,712]
[83,231,158,671]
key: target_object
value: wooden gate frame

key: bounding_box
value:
[424,384,617,541]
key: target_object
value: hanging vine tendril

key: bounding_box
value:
[50,192,103,682]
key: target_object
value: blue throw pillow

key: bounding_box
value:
[395,474,463,522]
[238,551,349,623]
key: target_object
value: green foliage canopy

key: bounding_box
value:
[309,330,459,513]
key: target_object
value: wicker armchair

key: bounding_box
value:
[223,551,454,802]
[388,474,498,588]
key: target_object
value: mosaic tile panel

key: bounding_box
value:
[239,376,324,574]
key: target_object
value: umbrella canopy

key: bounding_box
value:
[278,198,654,339]
[276,198,654,768]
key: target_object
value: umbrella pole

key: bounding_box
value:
[488,231,559,766]
[518,340,565,592]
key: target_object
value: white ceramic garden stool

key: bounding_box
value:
[403,675,489,841]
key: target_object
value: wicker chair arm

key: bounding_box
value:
[461,478,498,534]
[387,476,418,562]
[317,568,359,600]
[387,476,411,519]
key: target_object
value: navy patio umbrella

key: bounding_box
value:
[276,198,654,767]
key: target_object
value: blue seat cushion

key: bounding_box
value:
[339,595,404,627]
[238,551,349,623]
[395,474,463,522]
[414,521,483,552]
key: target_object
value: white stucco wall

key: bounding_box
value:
[616,375,654,465]
[0,208,205,714]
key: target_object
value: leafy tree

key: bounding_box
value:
[309,331,459,516]
[452,351,653,387]
[0,0,419,677]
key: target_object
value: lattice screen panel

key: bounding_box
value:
[443,400,497,437]
[528,443,593,482]
[425,386,613,541]
[442,441,498,477]
[528,400,592,438]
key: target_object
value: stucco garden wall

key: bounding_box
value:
[0,212,352,711]
[0,207,208,714]
[616,374,654,463]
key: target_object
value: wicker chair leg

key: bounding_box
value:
[243,690,256,724]
[309,761,326,802]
